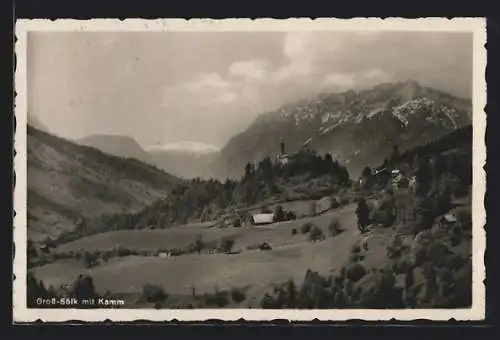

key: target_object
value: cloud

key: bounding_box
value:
[186,72,231,91]
[162,72,233,107]
[323,72,356,88]
[272,33,317,82]
[145,141,221,154]
[229,59,269,80]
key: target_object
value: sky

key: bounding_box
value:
[28,30,473,150]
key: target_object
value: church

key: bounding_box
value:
[276,139,317,167]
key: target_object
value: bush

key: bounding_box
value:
[285,210,297,221]
[351,243,361,254]
[457,210,472,231]
[142,284,167,303]
[291,228,298,235]
[301,222,313,234]
[260,293,277,309]
[205,291,230,307]
[328,218,343,236]
[274,205,286,222]
[449,226,463,247]
[72,274,98,300]
[219,237,235,254]
[393,256,415,274]
[346,263,366,283]
[259,242,272,251]
[309,227,325,242]
[230,288,247,303]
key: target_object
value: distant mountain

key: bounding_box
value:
[77,134,153,165]
[146,141,220,179]
[212,81,472,179]
[27,126,179,241]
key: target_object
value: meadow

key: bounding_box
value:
[33,204,369,297]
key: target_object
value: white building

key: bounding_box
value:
[250,213,275,225]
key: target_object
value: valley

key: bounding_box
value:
[25,82,474,310]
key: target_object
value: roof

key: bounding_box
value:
[251,213,275,224]
[442,213,458,223]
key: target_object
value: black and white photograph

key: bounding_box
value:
[13,18,486,322]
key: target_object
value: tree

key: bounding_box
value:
[194,235,205,254]
[328,218,342,236]
[361,166,372,179]
[391,145,401,163]
[274,205,286,223]
[309,226,325,242]
[301,222,313,234]
[82,251,96,268]
[356,198,370,233]
[405,268,415,291]
[219,238,235,254]
[285,210,297,221]
[285,279,296,308]
[142,284,167,303]
[72,275,97,301]
[260,293,277,309]
[233,218,242,228]
[416,157,433,197]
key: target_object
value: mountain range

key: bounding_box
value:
[27,126,179,241]
[212,81,472,179]
[77,134,154,165]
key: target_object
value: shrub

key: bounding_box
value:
[393,256,415,274]
[285,210,297,221]
[426,242,450,263]
[346,263,366,283]
[309,227,325,242]
[328,218,343,236]
[259,242,272,251]
[457,210,472,231]
[449,225,463,247]
[142,284,167,303]
[274,205,286,222]
[351,243,361,254]
[291,228,298,235]
[301,222,313,234]
[219,237,235,254]
[230,288,247,303]
[413,245,427,267]
[260,293,277,309]
[340,197,350,206]
[72,274,98,300]
[205,291,230,307]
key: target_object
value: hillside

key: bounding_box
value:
[77,134,153,165]
[27,126,179,241]
[212,81,472,180]
[29,125,473,309]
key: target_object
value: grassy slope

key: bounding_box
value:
[33,204,364,295]
[27,126,178,241]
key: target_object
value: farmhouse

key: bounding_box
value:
[315,196,333,215]
[250,213,275,225]
[440,213,458,227]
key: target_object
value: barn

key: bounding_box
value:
[250,213,275,225]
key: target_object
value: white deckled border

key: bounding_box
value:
[13,17,487,323]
